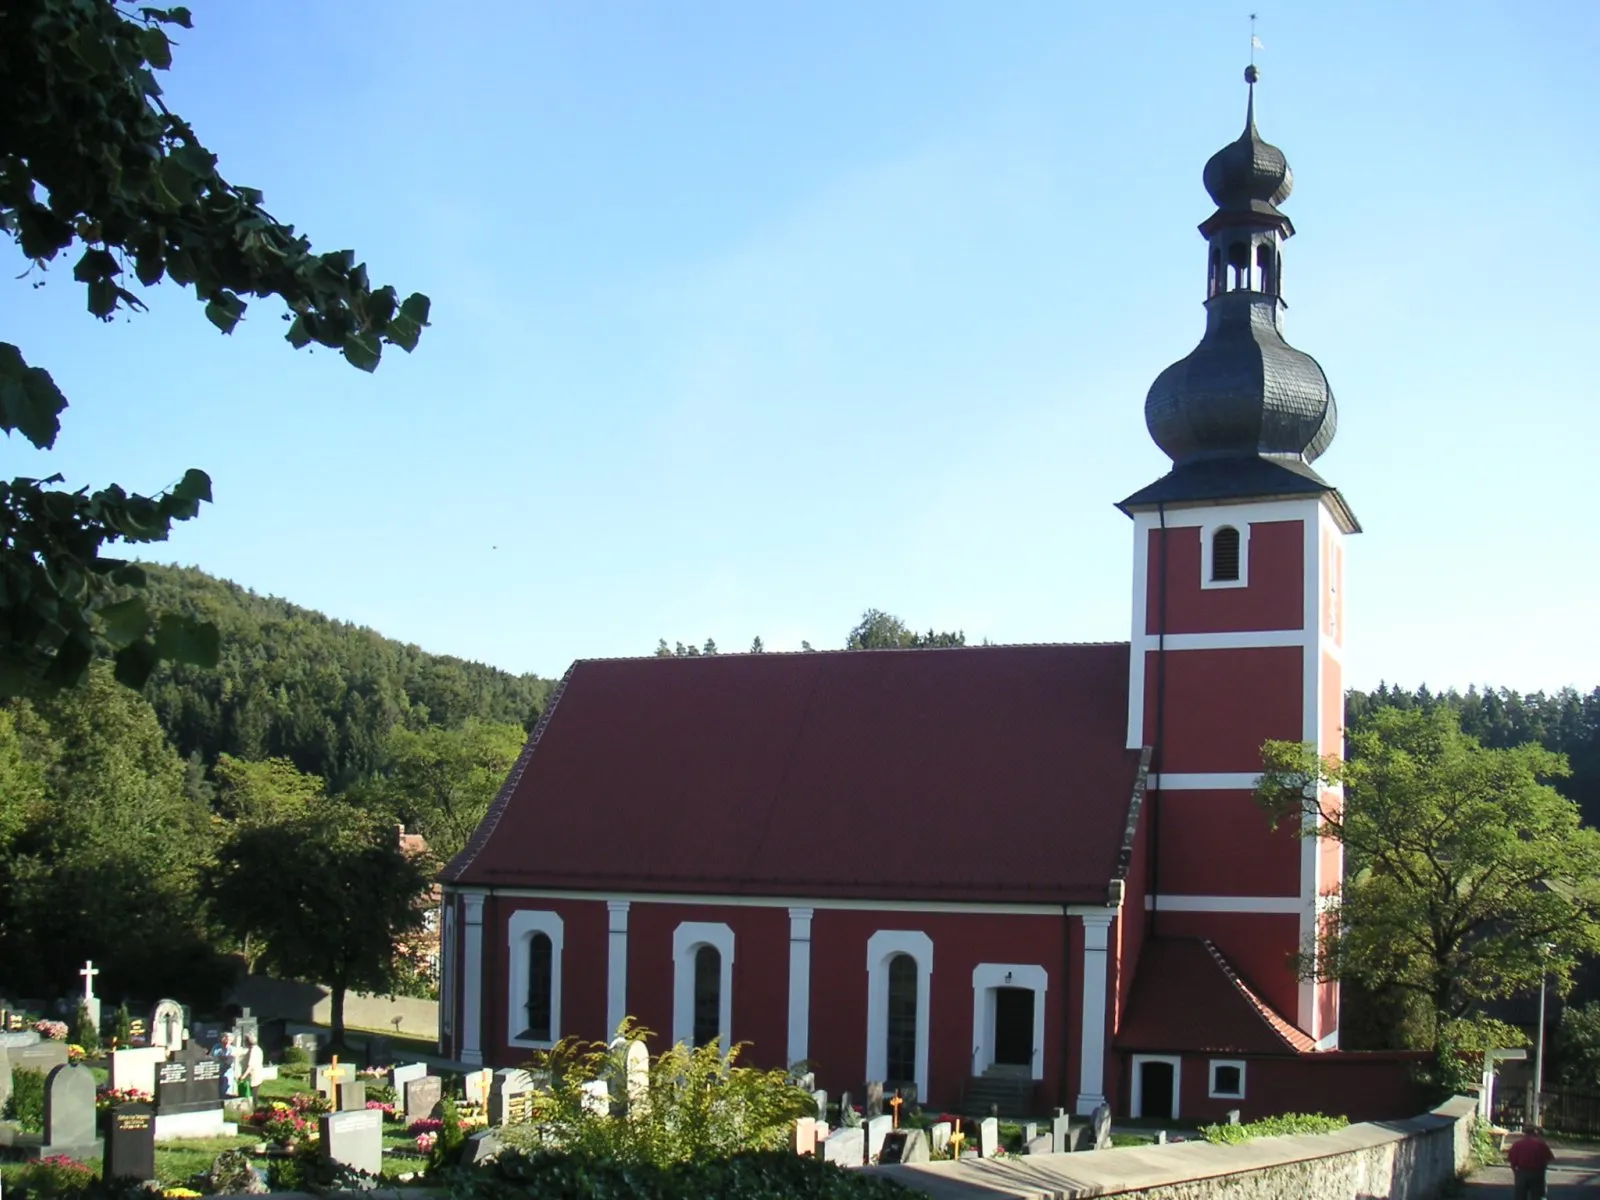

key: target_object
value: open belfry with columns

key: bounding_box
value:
[438,71,1420,1123]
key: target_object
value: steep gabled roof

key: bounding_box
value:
[444,643,1143,904]
[1117,937,1316,1055]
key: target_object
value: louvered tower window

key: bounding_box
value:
[1211,526,1241,582]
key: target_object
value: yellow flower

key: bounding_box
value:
[163,1189,202,1198]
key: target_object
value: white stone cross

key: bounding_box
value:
[79,960,99,999]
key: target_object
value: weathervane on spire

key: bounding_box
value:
[1246,14,1263,85]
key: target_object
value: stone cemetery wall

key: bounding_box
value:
[869,1098,1477,1200]
[228,976,437,1039]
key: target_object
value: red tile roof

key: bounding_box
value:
[444,644,1143,904]
[1117,938,1316,1055]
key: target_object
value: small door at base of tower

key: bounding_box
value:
[1138,1060,1176,1120]
[993,987,1034,1068]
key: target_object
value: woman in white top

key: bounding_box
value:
[237,1034,266,1100]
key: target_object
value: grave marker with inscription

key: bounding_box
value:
[103,1103,156,1182]
[320,1108,383,1177]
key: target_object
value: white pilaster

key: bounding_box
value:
[606,900,630,1037]
[460,891,486,1066]
[1075,912,1115,1115]
[787,908,813,1067]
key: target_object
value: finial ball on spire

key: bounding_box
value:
[1244,64,1260,84]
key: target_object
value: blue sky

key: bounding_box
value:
[7,1,1599,692]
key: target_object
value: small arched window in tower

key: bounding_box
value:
[1256,242,1275,295]
[524,932,553,1041]
[886,953,918,1088]
[1208,247,1222,299]
[1227,241,1251,290]
[692,944,722,1048]
[1211,526,1242,583]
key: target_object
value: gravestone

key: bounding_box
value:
[336,1080,366,1111]
[1091,1103,1112,1150]
[488,1068,533,1126]
[812,1088,827,1120]
[929,1120,952,1155]
[1051,1109,1071,1154]
[864,1080,884,1117]
[623,1039,649,1116]
[319,1108,383,1177]
[231,1007,259,1045]
[0,1029,42,1048]
[109,1046,169,1096]
[389,1062,428,1092]
[821,1125,864,1165]
[404,1075,442,1123]
[793,1070,815,1092]
[977,1116,998,1158]
[790,1116,818,1156]
[464,1128,506,1165]
[1023,1122,1037,1144]
[154,1039,233,1140]
[464,1066,495,1109]
[103,1103,156,1182]
[315,1061,355,1102]
[42,1063,102,1162]
[865,1114,892,1162]
[292,1032,321,1059]
[1154,1130,1168,1145]
[77,961,102,1034]
[149,1000,184,1053]
[365,1035,393,1067]
[1025,1133,1053,1155]
[12,1039,70,1076]
[838,1090,856,1126]
[1226,1109,1242,1125]
[878,1128,930,1164]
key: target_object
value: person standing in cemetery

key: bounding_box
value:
[237,1034,264,1100]
[1507,1126,1555,1200]
[213,1031,239,1098]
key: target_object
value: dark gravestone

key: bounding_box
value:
[337,1080,367,1111]
[103,1103,156,1182]
[404,1075,442,1123]
[320,1108,383,1177]
[157,1040,222,1115]
[864,1080,884,1117]
[364,1035,393,1067]
[42,1064,102,1162]
[877,1129,930,1164]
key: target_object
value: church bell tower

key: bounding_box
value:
[1119,67,1357,1046]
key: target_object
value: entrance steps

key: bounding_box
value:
[963,1072,1034,1118]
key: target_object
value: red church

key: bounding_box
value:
[438,72,1414,1122]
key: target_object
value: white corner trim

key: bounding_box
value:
[1199,518,1250,590]
[1075,912,1115,1115]
[970,963,1048,1081]
[460,892,486,1066]
[1133,628,1306,652]
[439,902,457,1042]
[506,909,564,1049]
[1208,1058,1247,1100]
[606,900,630,1038]
[1127,513,1150,750]
[672,921,734,1049]
[1299,509,1322,1036]
[1130,1054,1183,1119]
[1145,894,1302,914]
[1148,772,1262,791]
[1130,497,1320,531]
[865,930,933,1102]
[787,908,813,1068]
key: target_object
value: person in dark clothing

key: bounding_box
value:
[1508,1126,1555,1200]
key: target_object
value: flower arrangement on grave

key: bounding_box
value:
[32,1019,68,1041]
[414,1131,438,1155]
[456,1100,488,1130]
[16,1155,95,1197]
[161,1189,202,1199]
[407,1117,444,1136]
[289,1090,332,1117]
[365,1099,401,1121]
[358,1066,387,1079]
[95,1086,154,1111]
[66,1044,86,1063]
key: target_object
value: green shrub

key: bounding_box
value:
[452,1149,907,1200]
[280,1045,310,1067]
[10,1155,96,1199]
[1469,1117,1503,1167]
[70,1002,99,1053]
[497,1020,812,1169]
[4,1068,48,1133]
[429,1097,468,1173]
[112,1004,132,1049]
[203,1148,265,1195]
[1197,1113,1349,1144]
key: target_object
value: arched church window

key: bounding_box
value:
[1211,526,1241,582]
[1256,242,1275,295]
[524,932,553,1041]
[693,945,722,1047]
[1227,241,1251,290]
[886,953,918,1088]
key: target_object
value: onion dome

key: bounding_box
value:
[1202,66,1293,220]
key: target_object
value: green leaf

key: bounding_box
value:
[87,278,120,318]
[113,640,160,690]
[141,27,172,70]
[98,597,151,649]
[170,468,212,503]
[400,293,431,326]
[167,7,194,28]
[285,314,312,349]
[0,342,68,449]
[153,612,220,667]
[73,248,121,283]
[205,293,244,334]
[343,332,381,372]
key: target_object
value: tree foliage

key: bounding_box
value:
[213,753,324,825]
[1258,705,1600,1046]
[0,0,428,696]
[845,608,965,650]
[204,803,433,1046]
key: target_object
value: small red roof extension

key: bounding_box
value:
[1117,937,1316,1055]
[444,643,1142,904]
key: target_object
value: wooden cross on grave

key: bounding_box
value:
[948,1119,966,1159]
[889,1093,903,1129]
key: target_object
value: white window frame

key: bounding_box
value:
[1208,1058,1247,1100]
[1130,1053,1183,1119]
[440,901,456,1039]
[506,909,564,1049]
[1200,519,1250,590]
[865,930,933,1102]
[970,963,1048,1080]
[672,922,734,1050]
